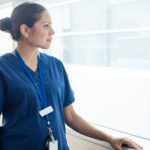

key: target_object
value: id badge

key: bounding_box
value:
[49,140,58,150]
[39,106,53,117]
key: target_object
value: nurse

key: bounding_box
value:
[0,2,143,150]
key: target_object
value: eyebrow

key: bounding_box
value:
[41,21,52,24]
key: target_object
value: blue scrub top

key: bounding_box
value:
[0,52,75,150]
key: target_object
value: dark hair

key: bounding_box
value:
[0,2,46,41]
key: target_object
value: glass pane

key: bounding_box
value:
[109,0,150,29]
[109,31,150,69]
[53,34,108,66]
[43,0,72,5]
[48,0,107,32]
[0,2,13,55]
[0,3,12,18]
[14,0,40,6]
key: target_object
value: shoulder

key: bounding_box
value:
[0,53,13,81]
[40,52,64,68]
[40,53,67,77]
[0,53,12,68]
[0,53,10,62]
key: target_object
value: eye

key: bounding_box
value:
[43,24,49,28]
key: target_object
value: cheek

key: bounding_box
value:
[32,33,46,45]
[31,28,47,39]
[34,31,45,38]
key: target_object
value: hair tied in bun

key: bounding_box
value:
[0,17,11,33]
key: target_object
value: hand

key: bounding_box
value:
[109,137,143,150]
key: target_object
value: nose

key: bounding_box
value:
[49,26,55,36]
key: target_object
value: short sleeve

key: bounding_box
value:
[0,77,5,114]
[61,64,75,108]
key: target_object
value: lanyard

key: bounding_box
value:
[15,49,51,129]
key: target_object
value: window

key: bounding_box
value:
[11,0,150,142]
[0,1,13,55]
[45,0,150,140]
[109,0,150,70]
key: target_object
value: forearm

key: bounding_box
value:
[64,105,143,150]
[66,112,113,144]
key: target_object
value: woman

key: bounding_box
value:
[0,2,143,150]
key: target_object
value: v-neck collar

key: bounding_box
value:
[8,53,40,75]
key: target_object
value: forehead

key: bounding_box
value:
[38,10,52,23]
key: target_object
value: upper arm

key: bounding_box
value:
[64,104,76,125]
[60,62,75,107]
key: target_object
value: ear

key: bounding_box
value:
[20,24,31,38]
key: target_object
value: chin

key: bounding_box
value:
[40,45,51,49]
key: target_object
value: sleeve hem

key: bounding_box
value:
[63,97,75,108]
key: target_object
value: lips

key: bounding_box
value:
[47,37,52,42]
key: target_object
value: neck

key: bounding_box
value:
[16,40,39,65]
